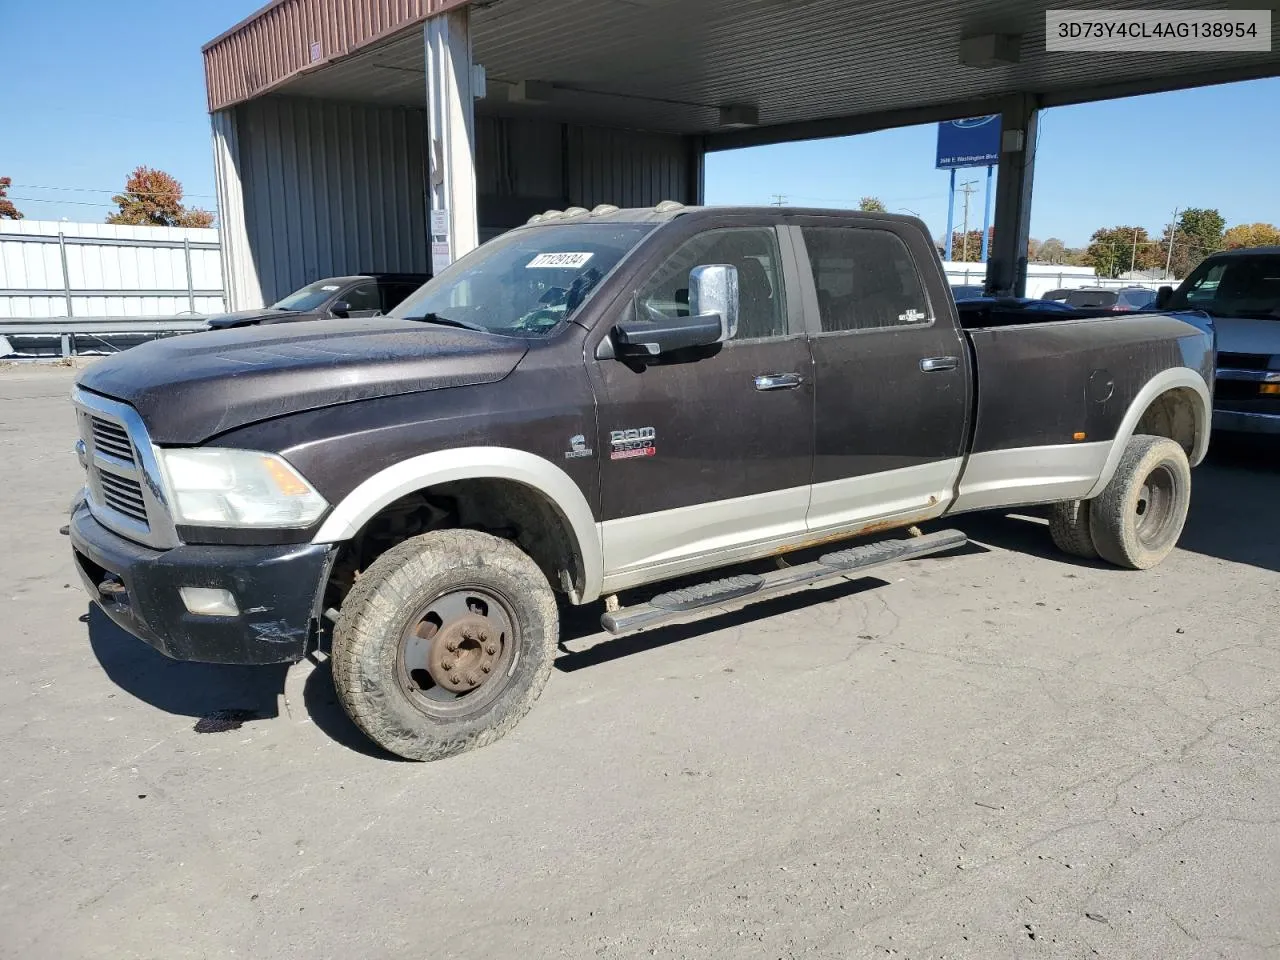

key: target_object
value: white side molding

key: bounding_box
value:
[950,442,1110,513]
[1083,368,1211,499]
[312,447,604,603]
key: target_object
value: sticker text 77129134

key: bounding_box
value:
[527,252,594,269]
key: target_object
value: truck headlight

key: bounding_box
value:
[159,448,328,528]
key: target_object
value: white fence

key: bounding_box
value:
[0,220,226,319]
[943,262,1171,299]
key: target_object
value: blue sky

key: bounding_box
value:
[4,1,1279,248]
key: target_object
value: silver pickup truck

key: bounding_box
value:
[69,205,1215,760]
[1157,246,1280,434]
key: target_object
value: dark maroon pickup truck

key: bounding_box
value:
[69,204,1214,759]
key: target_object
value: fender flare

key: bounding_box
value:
[312,446,604,603]
[1084,367,1211,500]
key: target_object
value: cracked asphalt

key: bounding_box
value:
[2,364,1279,959]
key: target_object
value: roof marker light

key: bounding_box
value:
[591,204,620,216]
[654,200,685,213]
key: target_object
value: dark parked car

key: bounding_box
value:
[1052,287,1158,311]
[205,273,429,330]
[69,204,1213,761]
[959,296,1076,313]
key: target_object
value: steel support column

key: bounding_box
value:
[210,109,263,309]
[424,10,479,273]
[985,94,1040,297]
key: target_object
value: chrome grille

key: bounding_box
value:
[90,417,135,464]
[98,469,148,524]
[72,388,178,550]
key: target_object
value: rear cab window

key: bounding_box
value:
[800,226,932,333]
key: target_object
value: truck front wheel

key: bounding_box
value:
[331,529,559,761]
[1088,435,1191,570]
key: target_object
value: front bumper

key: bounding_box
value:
[69,500,336,665]
[1214,409,1280,435]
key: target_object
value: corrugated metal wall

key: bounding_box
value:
[232,97,430,306]
[217,98,699,305]
[475,115,693,240]
[565,126,692,210]
[0,220,224,319]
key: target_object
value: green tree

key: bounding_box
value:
[0,176,22,219]
[1162,207,1225,278]
[1223,222,1280,249]
[858,196,887,213]
[107,166,214,228]
[1038,237,1067,264]
[1086,226,1162,279]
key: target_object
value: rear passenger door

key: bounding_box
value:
[790,220,971,532]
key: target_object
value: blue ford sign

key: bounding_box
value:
[936,115,1002,169]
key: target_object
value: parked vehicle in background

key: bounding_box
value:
[950,283,986,300]
[1157,246,1280,434]
[1051,287,1154,311]
[957,297,1077,314]
[205,273,429,330]
[1111,287,1158,311]
[68,204,1214,762]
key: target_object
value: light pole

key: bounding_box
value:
[897,207,920,217]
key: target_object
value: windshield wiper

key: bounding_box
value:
[410,312,488,333]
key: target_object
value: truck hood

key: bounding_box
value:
[76,317,528,443]
[1213,314,1280,358]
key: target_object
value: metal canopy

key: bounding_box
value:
[264,0,1280,145]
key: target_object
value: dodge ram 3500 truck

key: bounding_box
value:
[69,205,1215,761]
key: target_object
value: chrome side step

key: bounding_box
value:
[599,528,968,635]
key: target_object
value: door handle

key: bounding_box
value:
[754,373,804,391]
[919,356,959,372]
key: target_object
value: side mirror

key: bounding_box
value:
[1155,286,1173,310]
[330,300,351,318]
[612,264,739,358]
[688,264,739,342]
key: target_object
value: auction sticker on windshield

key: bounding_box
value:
[527,252,594,269]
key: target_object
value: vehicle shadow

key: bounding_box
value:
[300,658,410,762]
[86,604,288,722]
[945,432,1280,573]
[554,574,894,673]
[1177,432,1280,573]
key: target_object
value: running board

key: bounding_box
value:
[599,529,968,635]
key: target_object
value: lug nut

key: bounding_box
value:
[485,644,497,655]
[445,640,459,652]
[450,674,461,685]
[441,659,455,671]
[481,664,491,674]
[467,675,479,687]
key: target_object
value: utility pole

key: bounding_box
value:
[959,179,978,261]
[771,194,787,207]
[1130,227,1139,277]
[1164,207,1179,278]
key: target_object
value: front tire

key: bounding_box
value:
[331,530,559,761]
[1089,435,1191,570]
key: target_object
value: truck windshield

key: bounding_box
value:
[1168,255,1280,318]
[272,280,344,312]
[391,222,656,335]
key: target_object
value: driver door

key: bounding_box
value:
[588,219,815,589]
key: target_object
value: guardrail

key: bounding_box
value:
[0,316,208,359]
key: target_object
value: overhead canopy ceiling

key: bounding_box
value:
[221,0,1280,146]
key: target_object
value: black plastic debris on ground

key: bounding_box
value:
[194,709,263,734]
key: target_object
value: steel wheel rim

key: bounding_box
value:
[1134,463,1178,549]
[397,584,520,719]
